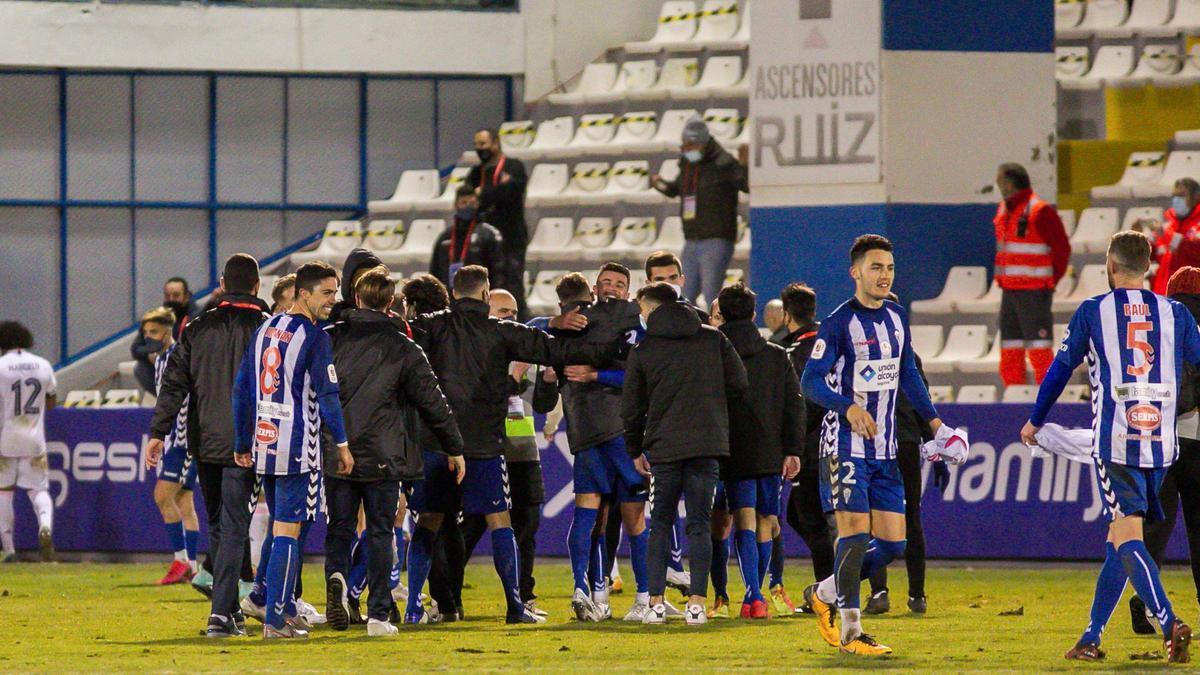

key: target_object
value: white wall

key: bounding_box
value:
[521,0,660,102]
[0,1,524,74]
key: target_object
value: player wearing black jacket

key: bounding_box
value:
[146,253,268,638]
[322,269,465,632]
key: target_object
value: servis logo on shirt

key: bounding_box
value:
[853,357,900,392]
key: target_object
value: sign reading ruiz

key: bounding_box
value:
[749,0,881,186]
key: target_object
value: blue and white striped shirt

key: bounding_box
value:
[154,345,187,451]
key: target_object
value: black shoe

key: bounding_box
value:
[389,601,402,624]
[326,573,350,632]
[231,610,246,635]
[864,589,890,615]
[347,596,365,625]
[908,595,927,614]
[206,614,243,638]
[37,527,54,562]
[1130,596,1156,635]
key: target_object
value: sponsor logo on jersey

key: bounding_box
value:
[1112,383,1174,402]
[256,401,293,420]
[327,364,338,384]
[255,420,279,446]
[852,357,899,392]
[811,339,826,359]
[1126,404,1162,432]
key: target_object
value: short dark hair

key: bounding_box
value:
[555,272,592,304]
[636,282,679,307]
[598,261,631,284]
[717,282,756,322]
[355,266,396,312]
[453,265,490,297]
[1109,230,1152,276]
[780,282,816,324]
[998,162,1031,191]
[477,127,499,143]
[295,260,338,295]
[164,276,190,296]
[401,274,450,315]
[271,274,296,308]
[1176,177,1200,197]
[0,321,33,351]
[850,234,893,265]
[455,184,476,200]
[222,253,260,295]
[644,250,682,277]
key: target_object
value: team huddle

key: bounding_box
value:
[5,225,1197,661]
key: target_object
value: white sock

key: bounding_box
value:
[636,591,650,605]
[840,608,862,643]
[249,501,270,567]
[593,586,609,605]
[816,574,838,604]
[0,490,14,553]
[190,559,199,573]
[30,490,53,532]
[174,549,188,563]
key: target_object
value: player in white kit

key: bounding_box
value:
[0,322,58,562]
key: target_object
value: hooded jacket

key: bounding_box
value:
[330,248,384,324]
[411,297,615,459]
[622,301,748,463]
[150,293,270,465]
[323,309,463,482]
[1172,292,1200,416]
[532,297,643,453]
[894,354,935,447]
[784,322,824,467]
[656,137,748,242]
[429,217,505,291]
[719,319,804,480]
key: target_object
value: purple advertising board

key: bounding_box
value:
[11,404,1191,562]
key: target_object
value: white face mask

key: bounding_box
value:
[683,150,702,163]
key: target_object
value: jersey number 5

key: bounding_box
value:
[260,346,282,395]
[1126,321,1154,377]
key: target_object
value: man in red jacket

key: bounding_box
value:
[993,163,1071,385]
[1142,178,1200,294]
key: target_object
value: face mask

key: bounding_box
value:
[683,150,702,163]
[163,300,185,314]
[639,314,648,330]
[476,148,494,164]
[144,338,164,352]
[1174,196,1190,215]
[455,206,476,223]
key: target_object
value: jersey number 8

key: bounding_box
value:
[260,346,282,395]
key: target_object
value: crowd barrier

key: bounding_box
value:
[10,405,1190,562]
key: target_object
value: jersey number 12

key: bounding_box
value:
[10,378,41,416]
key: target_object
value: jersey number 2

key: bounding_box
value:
[1126,321,1154,377]
[260,346,282,395]
[10,378,41,416]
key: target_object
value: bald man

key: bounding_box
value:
[765,299,788,345]
[459,287,547,616]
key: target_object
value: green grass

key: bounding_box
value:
[0,560,1196,671]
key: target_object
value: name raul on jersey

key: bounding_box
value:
[1123,303,1151,317]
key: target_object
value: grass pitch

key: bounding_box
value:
[0,560,1195,671]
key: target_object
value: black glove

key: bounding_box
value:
[932,461,951,493]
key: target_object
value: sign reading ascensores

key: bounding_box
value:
[749,0,881,187]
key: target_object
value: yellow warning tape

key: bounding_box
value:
[574,167,610,179]
[499,124,534,136]
[659,3,737,22]
[327,228,361,237]
[609,166,649,177]
[1129,155,1166,167]
[620,113,657,125]
[579,116,618,128]
[703,114,743,124]
[1056,53,1087,63]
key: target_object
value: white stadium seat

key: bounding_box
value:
[257,274,277,306]
[1057,0,1129,39]
[734,217,750,257]
[1055,46,1091,86]
[626,158,679,206]
[1053,269,1077,305]
[1054,264,1109,312]
[957,333,1000,374]
[1070,207,1119,254]
[1110,0,1173,38]
[1002,385,1040,404]
[628,58,700,102]
[576,217,617,260]
[703,108,743,144]
[723,116,750,153]
[1168,0,1200,33]
[367,169,440,215]
[956,385,998,404]
[626,1,700,54]
[527,218,580,262]
[689,0,741,48]
[1122,206,1164,231]
[529,270,568,315]
[393,219,445,266]
[548,62,619,106]
[564,114,619,155]
[498,120,536,154]
[365,220,405,252]
[1059,45,1134,90]
[608,217,659,257]
[1113,44,1181,88]
[622,108,698,154]
[956,280,1002,315]
[1060,209,1077,237]
[1155,46,1200,87]
[291,220,363,266]
[1090,152,1167,200]
[910,325,944,361]
[543,162,609,207]
[1132,151,1200,198]
[909,266,989,315]
[655,216,686,253]
[1055,0,1086,33]
[672,56,745,99]
[600,111,659,155]
[929,385,955,404]
[102,389,141,409]
[587,160,651,204]
[64,390,102,408]
[724,268,744,287]
[706,0,750,50]
[411,167,472,212]
[524,164,569,207]
[922,324,989,374]
[586,60,659,104]
[510,117,574,161]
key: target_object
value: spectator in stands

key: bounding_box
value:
[270,274,296,315]
[650,116,748,307]
[1140,178,1200,295]
[430,185,504,293]
[992,162,1070,386]
[130,277,200,393]
[466,128,530,320]
[764,299,788,345]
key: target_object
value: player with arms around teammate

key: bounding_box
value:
[233,261,355,639]
[800,235,950,656]
[0,321,57,563]
[142,307,201,584]
[1021,231,1199,663]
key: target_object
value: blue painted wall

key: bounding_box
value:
[882,0,1053,53]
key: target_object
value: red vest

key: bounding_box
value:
[994,191,1056,291]
[1164,206,1200,282]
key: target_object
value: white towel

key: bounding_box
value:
[1030,423,1096,464]
[920,424,970,465]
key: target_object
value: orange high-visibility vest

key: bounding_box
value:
[994,192,1056,291]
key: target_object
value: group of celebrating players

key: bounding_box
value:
[4,221,1196,661]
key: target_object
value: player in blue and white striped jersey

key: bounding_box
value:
[233,261,354,640]
[1022,231,1200,663]
[800,234,948,657]
[144,307,200,586]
